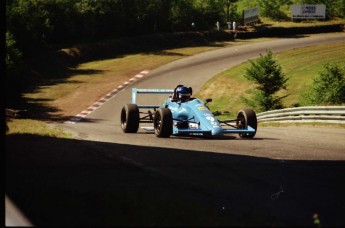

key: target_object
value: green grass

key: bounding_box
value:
[196,41,345,118]
[24,46,238,102]
[6,119,72,138]
[277,42,345,105]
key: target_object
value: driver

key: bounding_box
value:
[174,85,192,102]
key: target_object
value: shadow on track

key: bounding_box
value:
[6,134,345,226]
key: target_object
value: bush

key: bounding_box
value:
[307,63,345,105]
[243,49,289,112]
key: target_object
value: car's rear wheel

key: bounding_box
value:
[237,109,257,138]
[154,108,172,138]
[121,104,139,133]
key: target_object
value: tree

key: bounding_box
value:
[170,0,196,31]
[5,31,26,104]
[258,0,292,20]
[307,63,345,105]
[6,31,23,76]
[225,0,238,22]
[243,49,289,112]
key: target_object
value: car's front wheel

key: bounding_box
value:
[154,108,172,138]
[236,108,257,138]
[121,104,139,133]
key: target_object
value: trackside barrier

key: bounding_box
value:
[257,106,345,124]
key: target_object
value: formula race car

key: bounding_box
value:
[120,85,257,138]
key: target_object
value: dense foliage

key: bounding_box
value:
[6,0,238,53]
[5,31,26,101]
[258,0,293,20]
[243,49,289,112]
[6,0,345,55]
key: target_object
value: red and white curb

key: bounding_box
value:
[65,70,149,124]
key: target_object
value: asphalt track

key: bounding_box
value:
[62,33,345,160]
[55,33,345,225]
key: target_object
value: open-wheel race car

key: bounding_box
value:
[120,85,257,138]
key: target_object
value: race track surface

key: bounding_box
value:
[7,33,345,226]
[63,33,345,161]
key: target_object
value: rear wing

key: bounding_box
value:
[132,88,174,108]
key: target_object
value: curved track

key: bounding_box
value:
[12,33,345,226]
[62,33,345,161]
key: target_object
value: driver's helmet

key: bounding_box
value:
[176,86,191,102]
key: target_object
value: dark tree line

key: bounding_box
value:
[6,0,238,55]
[6,0,344,57]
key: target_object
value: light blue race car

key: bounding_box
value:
[120,85,257,138]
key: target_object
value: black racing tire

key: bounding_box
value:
[121,104,139,133]
[154,108,172,138]
[237,108,257,138]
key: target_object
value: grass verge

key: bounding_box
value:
[6,119,72,138]
[258,17,345,28]
[196,41,345,118]
[21,39,272,120]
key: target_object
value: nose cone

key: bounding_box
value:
[211,127,223,135]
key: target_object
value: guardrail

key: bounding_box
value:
[257,106,345,124]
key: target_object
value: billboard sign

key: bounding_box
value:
[243,7,259,24]
[291,4,326,19]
